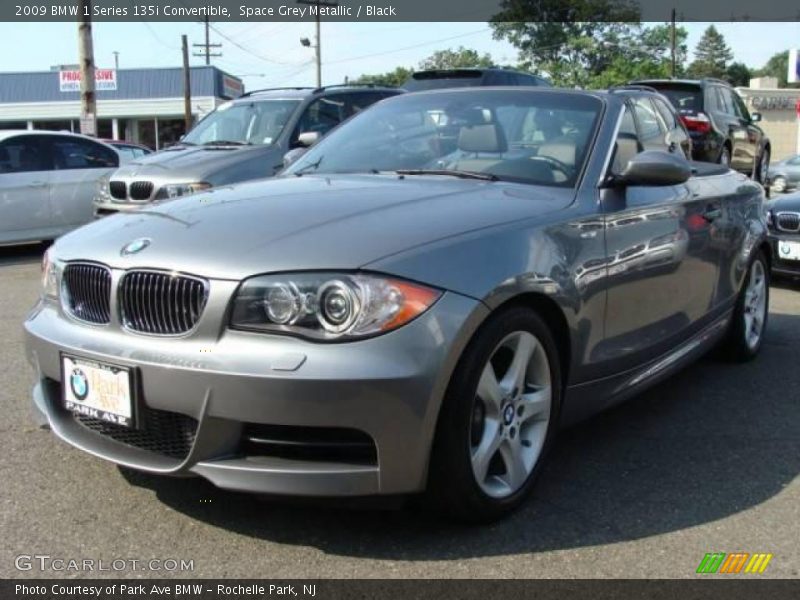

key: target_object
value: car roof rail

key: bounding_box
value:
[311,83,398,94]
[610,84,660,93]
[701,77,730,85]
[237,87,314,98]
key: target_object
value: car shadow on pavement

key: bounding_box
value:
[0,242,49,267]
[120,311,800,559]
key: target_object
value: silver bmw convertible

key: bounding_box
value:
[25,88,770,521]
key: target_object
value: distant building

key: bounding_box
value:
[0,65,243,150]
[738,78,800,160]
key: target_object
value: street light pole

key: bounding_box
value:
[297,0,338,87]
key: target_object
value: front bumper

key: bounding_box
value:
[25,292,487,496]
[768,232,800,276]
[93,200,151,218]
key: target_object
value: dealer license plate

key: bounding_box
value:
[62,355,134,428]
[778,240,800,261]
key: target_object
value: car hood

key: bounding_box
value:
[54,174,573,281]
[768,191,800,213]
[115,144,272,181]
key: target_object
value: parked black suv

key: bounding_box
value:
[631,78,770,183]
[402,68,551,92]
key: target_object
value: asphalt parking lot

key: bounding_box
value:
[1,243,798,579]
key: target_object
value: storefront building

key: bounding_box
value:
[0,65,243,150]
[738,77,800,161]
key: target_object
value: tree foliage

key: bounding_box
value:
[686,25,733,79]
[488,0,686,88]
[725,62,751,87]
[352,66,413,88]
[418,46,494,70]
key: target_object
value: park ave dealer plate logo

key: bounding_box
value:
[121,238,151,256]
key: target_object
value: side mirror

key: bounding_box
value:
[751,112,762,123]
[617,150,692,187]
[296,131,321,148]
[282,147,308,169]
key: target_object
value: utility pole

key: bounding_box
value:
[670,8,677,78]
[77,0,97,136]
[182,35,192,133]
[192,16,222,64]
[297,0,338,87]
[113,51,119,71]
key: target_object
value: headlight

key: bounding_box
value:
[230,273,442,341]
[94,174,111,203]
[163,182,212,199]
[41,247,59,300]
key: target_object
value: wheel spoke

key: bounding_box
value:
[500,332,537,398]
[471,420,502,483]
[477,363,503,412]
[499,439,528,491]
[518,385,551,423]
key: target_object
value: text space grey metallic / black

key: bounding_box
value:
[25,89,770,520]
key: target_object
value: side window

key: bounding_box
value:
[653,97,678,130]
[0,136,49,173]
[730,91,750,120]
[632,97,664,142]
[295,96,347,138]
[341,92,387,118]
[715,87,731,115]
[51,137,118,169]
[612,106,643,175]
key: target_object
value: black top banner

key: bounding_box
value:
[4,0,800,22]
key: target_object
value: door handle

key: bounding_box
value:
[27,181,48,188]
[702,206,722,222]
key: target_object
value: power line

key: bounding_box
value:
[207,21,306,66]
[324,27,491,66]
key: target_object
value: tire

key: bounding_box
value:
[722,250,769,362]
[425,306,562,522]
[756,148,770,184]
[719,143,731,168]
[772,176,787,194]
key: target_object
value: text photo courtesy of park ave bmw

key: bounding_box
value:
[0,0,799,596]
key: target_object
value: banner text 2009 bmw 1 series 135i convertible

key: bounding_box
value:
[25,88,770,522]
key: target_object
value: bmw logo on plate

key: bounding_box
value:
[121,238,151,256]
[69,368,89,401]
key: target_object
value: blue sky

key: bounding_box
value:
[0,22,797,90]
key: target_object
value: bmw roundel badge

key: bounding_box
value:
[121,238,151,256]
[69,368,89,401]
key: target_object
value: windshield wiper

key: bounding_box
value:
[395,169,498,181]
[202,140,249,146]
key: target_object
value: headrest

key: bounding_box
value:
[458,123,508,154]
[538,140,577,167]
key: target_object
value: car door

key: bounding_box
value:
[598,102,719,370]
[722,87,759,173]
[46,135,118,229]
[0,134,53,242]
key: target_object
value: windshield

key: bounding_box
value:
[647,85,703,114]
[183,99,301,145]
[284,89,602,187]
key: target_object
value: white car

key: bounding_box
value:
[0,130,119,245]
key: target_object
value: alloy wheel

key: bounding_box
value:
[760,152,770,184]
[743,259,767,350]
[720,146,731,167]
[470,330,551,499]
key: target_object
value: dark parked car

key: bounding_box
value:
[27,88,770,522]
[766,191,800,275]
[93,84,401,216]
[403,67,551,92]
[769,154,800,193]
[632,78,770,183]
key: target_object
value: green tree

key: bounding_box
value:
[418,46,494,70]
[686,25,733,79]
[352,66,413,88]
[725,62,751,87]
